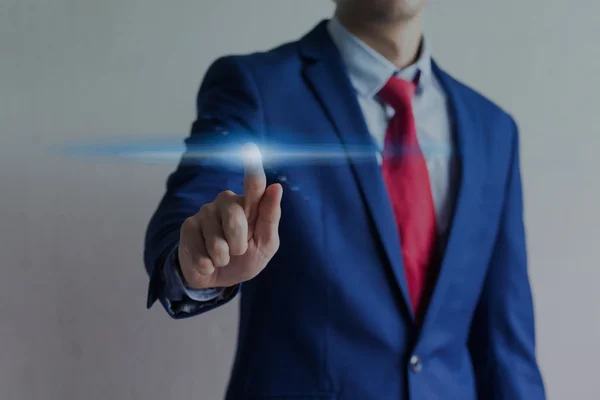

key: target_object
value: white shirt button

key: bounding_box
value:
[410,355,423,373]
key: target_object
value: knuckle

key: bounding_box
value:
[225,202,242,215]
[181,216,196,233]
[210,240,231,267]
[224,207,245,231]
[196,258,214,273]
[228,230,248,254]
[216,190,235,203]
[198,203,213,218]
[208,238,228,257]
[182,268,202,287]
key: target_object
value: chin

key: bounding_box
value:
[374,0,427,21]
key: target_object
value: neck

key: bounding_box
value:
[335,11,424,69]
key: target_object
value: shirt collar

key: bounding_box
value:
[327,17,433,99]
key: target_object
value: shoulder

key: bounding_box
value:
[433,62,517,131]
[433,62,521,177]
[204,39,303,86]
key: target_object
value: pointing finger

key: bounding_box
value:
[242,142,266,219]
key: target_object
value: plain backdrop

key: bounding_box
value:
[1,0,599,399]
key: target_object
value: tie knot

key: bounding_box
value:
[378,76,416,112]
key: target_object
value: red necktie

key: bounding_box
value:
[378,76,438,322]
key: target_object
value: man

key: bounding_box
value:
[144,0,546,398]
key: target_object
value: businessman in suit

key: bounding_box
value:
[144,0,546,398]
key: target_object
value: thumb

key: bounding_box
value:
[253,183,283,250]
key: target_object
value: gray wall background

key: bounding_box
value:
[1,0,598,399]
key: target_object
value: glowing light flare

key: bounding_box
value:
[55,139,454,167]
[240,142,263,167]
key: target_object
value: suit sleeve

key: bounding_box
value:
[144,56,264,319]
[468,119,546,399]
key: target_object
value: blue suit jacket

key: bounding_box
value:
[145,21,545,400]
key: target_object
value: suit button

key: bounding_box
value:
[409,355,422,373]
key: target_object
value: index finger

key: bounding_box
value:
[241,142,266,217]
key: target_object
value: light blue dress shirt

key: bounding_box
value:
[164,17,458,308]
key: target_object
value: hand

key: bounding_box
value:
[178,143,283,289]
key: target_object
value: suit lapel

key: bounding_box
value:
[419,61,487,331]
[299,21,415,322]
